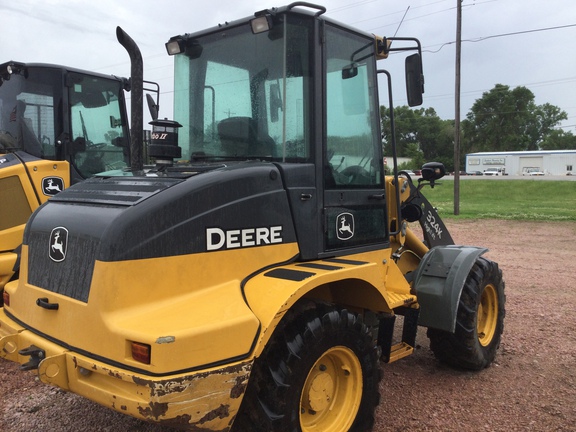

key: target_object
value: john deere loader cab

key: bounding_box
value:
[166,6,424,259]
[0,62,131,293]
[1,4,505,432]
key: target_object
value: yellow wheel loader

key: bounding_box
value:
[0,28,158,300]
[0,4,505,431]
[0,61,131,296]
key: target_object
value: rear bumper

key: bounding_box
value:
[0,309,252,431]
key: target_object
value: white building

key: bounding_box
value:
[465,150,576,175]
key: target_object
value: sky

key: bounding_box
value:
[2,0,575,131]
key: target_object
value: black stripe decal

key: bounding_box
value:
[264,268,315,281]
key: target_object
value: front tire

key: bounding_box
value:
[235,301,380,431]
[427,257,505,370]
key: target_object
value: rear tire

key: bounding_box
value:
[427,257,505,370]
[234,301,380,432]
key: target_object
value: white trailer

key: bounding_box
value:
[466,150,576,176]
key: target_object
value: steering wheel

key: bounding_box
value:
[340,165,371,185]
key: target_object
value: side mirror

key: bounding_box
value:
[405,53,424,107]
[146,93,159,120]
[420,162,445,182]
[342,63,358,79]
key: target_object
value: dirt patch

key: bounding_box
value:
[2,220,575,431]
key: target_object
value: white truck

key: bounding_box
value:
[484,167,504,176]
[522,167,545,176]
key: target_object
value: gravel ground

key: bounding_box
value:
[1,219,575,431]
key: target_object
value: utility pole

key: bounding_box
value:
[454,0,462,215]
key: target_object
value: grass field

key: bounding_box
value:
[420,179,576,221]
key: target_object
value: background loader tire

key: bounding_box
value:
[427,257,505,370]
[234,301,380,432]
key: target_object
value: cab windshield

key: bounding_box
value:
[173,15,312,162]
[172,13,382,189]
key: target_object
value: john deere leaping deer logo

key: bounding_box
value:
[336,212,354,241]
[49,227,68,262]
[42,177,64,196]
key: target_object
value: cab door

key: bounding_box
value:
[321,24,389,256]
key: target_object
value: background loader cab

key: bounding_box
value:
[0,62,131,293]
[0,61,131,178]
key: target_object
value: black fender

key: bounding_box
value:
[412,245,487,332]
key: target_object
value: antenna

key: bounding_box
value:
[393,6,410,38]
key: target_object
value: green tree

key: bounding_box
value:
[381,105,455,170]
[463,84,568,152]
[380,105,418,158]
[540,129,576,150]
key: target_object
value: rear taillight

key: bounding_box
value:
[2,290,9,307]
[131,342,151,364]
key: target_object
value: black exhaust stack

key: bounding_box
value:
[116,26,144,172]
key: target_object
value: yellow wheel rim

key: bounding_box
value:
[477,283,498,346]
[300,346,363,432]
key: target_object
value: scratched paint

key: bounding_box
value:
[129,361,253,431]
[156,336,176,344]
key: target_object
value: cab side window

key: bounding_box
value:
[325,26,382,188]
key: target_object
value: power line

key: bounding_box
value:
[466,23,576,43]
[355,0,496,33]
[424,23,576,53]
